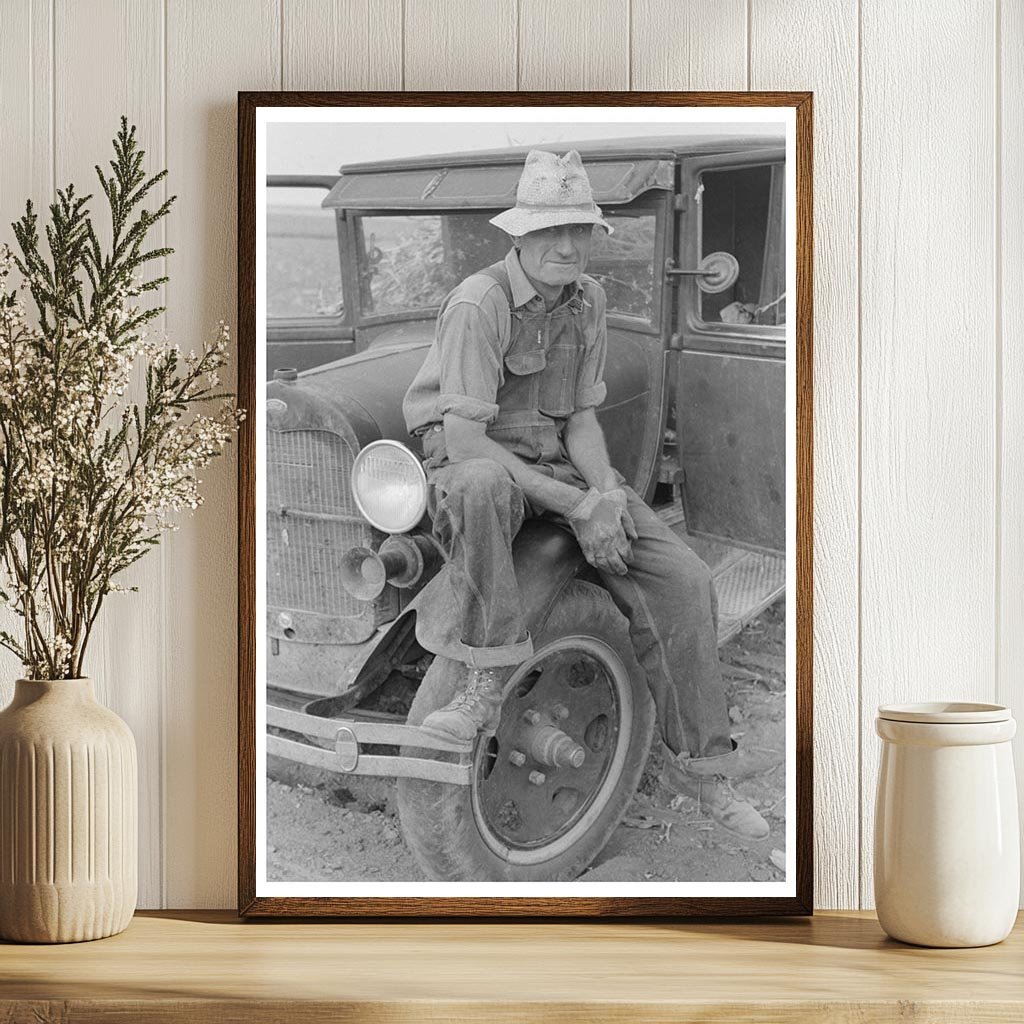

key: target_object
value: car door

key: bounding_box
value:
[587,195,674,500]
[266,174,353,373]
[673,148,787,552]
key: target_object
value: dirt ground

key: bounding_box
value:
[267,598,787,884]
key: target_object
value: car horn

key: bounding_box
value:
[339,534,439,601]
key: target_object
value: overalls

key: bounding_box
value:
[415,261,733,762]
[420,261,591,482]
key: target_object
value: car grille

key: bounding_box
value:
[267,428,373,619]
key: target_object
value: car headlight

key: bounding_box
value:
[351,440,428,534]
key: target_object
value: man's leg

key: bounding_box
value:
[596,487,731,761]
[417,458,533,741]
[597,487,769,840]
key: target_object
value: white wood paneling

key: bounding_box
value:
[0,0,52,230]
[859,0,998,907]
[163,0,280,908]
[1000,0,1024,898]
[404,0,516,90]
[519,0,629,90]
[52,0,167,909]
[751,0,860,911]
[631,0,747,90]
[0,0,53,701]
[0,0,1018,911]
[283,0,402,90]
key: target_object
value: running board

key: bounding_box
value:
[711,549,785,644]
[654,504,785,646]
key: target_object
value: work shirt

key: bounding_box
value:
[402,247,608,469]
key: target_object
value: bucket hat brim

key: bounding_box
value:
[489,205,613,237]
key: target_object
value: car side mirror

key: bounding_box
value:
[694,251,739,294]
[667,251,739,293]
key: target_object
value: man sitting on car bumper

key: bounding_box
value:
[402,149,769,842]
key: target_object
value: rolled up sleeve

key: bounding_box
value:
[436,297,505,423]
[574,284,608,410]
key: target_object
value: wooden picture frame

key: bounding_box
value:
[238,91,813,917]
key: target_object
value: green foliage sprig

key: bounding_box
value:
[0,117,242,679]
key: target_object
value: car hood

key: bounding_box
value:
[267,341,433,455]
[267,320,655,476]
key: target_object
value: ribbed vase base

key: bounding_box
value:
[0,678,138,945]
[0,880,135,943]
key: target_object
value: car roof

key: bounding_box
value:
[336,133,785,174]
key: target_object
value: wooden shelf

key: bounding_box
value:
[2,910,1022,1022]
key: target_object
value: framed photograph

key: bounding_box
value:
[238,91,812,917]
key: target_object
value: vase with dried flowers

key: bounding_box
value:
[0,118,242,942]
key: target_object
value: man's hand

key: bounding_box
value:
[602,487,638,538]
[566,487,638,575]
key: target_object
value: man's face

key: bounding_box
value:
[515,223,595,292]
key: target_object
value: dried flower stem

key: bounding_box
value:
[0,117,243,679]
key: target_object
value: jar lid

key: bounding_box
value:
[877,701,1011,724]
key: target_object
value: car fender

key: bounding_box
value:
[401,518,588,669]
[278,520,586,712]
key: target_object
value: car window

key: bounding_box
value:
[267,186,343,319]
[698,163,785,327]
[588,210,657,324]
[354,209,660,323]
[356,213,509,316]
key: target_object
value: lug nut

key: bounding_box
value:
[552,704,570,720]
[508,750,527,767]
[523,709,541,725]
[528,770,546,786]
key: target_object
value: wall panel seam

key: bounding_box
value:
[623,0,633,91]
[856,0,864,910]
[49,0,55,198]
[516,0,521,90]
[159,0,169,910]
[29,0,34,185]
[746,0,752,89]
[995,0,1003,707]
[28,0,35,190]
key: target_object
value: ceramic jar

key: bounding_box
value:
[0,678,137,943]
[874,702,1019,947]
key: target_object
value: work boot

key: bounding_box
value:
[659,743,770,841]
[419,666,505,743]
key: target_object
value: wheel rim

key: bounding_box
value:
[470,635,634,865]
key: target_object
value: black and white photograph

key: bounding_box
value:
[246,99,805,912]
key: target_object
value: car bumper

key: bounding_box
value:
[266,701,474,786]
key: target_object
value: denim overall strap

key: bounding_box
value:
[473,263,586,466]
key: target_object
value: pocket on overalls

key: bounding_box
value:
[537,342,579,418]
[504,309,548,378]
[504,346,547,377]
[537,309,583,418]
[487,410,560,463]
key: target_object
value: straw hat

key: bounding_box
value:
[489,149,613,237]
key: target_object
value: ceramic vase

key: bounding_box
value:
[0,678,137,942]
[874,701,1019,947]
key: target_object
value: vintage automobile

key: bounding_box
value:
[265,134,787,882]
